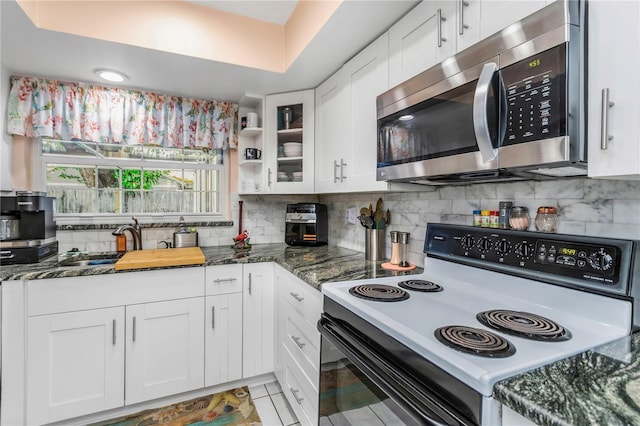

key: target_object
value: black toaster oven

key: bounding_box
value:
[285,203,328,246]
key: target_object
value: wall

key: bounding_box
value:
[318,178,640,266]
[1,65,12,191]
[54,179,640,265]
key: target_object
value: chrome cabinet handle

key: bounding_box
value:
[268,168,272,186]
[112,319,116,345]
[290,292,304,302]
[290,387,304,404]
[213,277,237,283]
[600,88,615,150]
[473,62,499,163]
[292,335,306,349]
[132,316,137,342]
[340,158,347,182]
[0,251,15,259]
[437,9,447,47]
[211,306,215,329]
[333,160,339,183]
[248,273,252,294]
[459,0,470,35]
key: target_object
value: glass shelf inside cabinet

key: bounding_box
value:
[277,104,303,182]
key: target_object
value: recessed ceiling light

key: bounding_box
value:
[399,114,414,121]
[95,69,127,83]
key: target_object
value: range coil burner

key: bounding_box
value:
[398,279,443,292]
[434,325,516,358]
[349,284,409,302]
[477,310,572,342]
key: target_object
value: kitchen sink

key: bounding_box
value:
[58,257,119,267]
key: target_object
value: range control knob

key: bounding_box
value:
[515,242,534,259]
[495,240,511,255]
[587,249,614,271]
[477,237,492,252]
[461,235,475,250]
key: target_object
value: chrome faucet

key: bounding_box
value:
[112,217,143,250]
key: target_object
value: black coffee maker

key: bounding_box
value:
[0,192,58,264]
[285,203,328,246]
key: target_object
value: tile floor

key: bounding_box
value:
[249,381,300,426]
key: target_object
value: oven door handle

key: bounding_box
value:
[473,62,499,163]
[318,316,473,426]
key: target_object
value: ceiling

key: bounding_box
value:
[185,1,298,25]
[0,0,419,102]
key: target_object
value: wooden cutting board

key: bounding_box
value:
[115,247,205,271]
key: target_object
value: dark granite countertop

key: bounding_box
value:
[0,243,422,290]
[495,333,640,426]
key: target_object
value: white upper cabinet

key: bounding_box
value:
[237,94,265,194]
[314,70,347,193]
[587,0,640,179]
[389,0,456,87]
[342,33,390,192]
[265,90,315,194]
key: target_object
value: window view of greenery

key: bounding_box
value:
[43,139,223,215]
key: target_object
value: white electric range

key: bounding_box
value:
[318,224,639,425]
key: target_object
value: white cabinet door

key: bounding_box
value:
[587,0,640,179]
[242,262,275,377]
[389,0,456,87]
[265,90,315,193]
[343,32,390,192]
[125,297,204,405]
[27,307,125,425]
[205,293,243,386]
[478,1,548,40]
[314,69,347,193]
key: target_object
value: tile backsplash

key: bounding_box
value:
[57,178,640,266]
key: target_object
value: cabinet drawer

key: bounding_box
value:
[205,264,243,295]
[282,344,319,426]
[279,270,322,326]
[282,311,320,388]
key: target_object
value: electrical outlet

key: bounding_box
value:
[346,207,358,224]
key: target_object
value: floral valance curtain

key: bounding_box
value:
[7,76,238,149]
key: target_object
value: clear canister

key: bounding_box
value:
[509,207,530,230]
[535,206,558,233]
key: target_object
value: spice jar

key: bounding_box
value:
[535,206,558,233]
[509,207,530,230]
[473,210,482,227]
[489,211,499,228]
[481,210,490,227]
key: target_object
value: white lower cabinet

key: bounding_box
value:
[27,307,125,425]
[243,262,275,378]
[275,265,322,426]
[125,298,205,405]
[205,264,244,386]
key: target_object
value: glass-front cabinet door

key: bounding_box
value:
[265,90,315,194]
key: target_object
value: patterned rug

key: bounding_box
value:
[90,386,261,426]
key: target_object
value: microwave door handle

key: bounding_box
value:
[473,62,499,163]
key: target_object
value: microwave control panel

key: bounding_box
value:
[500,44,567,146]
[426,224,634,296]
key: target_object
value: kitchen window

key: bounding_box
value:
[42,139,226,218]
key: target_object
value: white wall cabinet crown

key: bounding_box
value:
[265,90,315,194]
[587,0,640,180]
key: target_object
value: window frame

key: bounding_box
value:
[40,140,230,225]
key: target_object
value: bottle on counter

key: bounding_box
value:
[481,210,490,227]
[116,234,127,253]
[535,206,558,233]
[509,207,530,230]
[499,201,513,229]
[490,211,499,228]
[473,210,482,227]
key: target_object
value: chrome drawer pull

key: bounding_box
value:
[601,88,615,150]
[213,277,237,283]
[290,292,304,302]
[112,319,116,345]
[290,387,304,404]
[292,335,306,349]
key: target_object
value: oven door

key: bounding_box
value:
[376,57,504,182]
[318,311,478,425]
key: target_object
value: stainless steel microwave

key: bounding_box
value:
[377,1,586,185]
